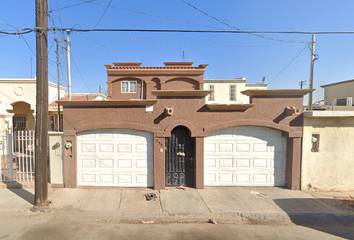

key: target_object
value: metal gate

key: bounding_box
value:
[0,130,35,182]
[165,126,195,187]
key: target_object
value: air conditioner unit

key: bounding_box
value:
[333,97,353,106]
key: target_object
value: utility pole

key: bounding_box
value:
[55,38,61,131]
[299,80,306,89]
[35,0,48,206]
[65,31,72,100]
[308,34,316,110]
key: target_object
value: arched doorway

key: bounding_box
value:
[10,102,34,131]
[165,126,195,187]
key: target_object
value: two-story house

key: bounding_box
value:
[59,62,311,190]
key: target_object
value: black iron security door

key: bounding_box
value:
[165,126,195,187]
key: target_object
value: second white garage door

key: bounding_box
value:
[77,129,153,187]
[204,126,287,186]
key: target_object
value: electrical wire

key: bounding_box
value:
[181,0,307,44]
[49,0,96,13]
[3,28,354,35]
[0,20,19,31]
[267,46,308,86]
[70,53,92,93]
[88,31,305,47]
[80,32,131,60]
[21,35,36,56]
[78,0,227,30]
[94,0,112,29]
[55,0,64,28]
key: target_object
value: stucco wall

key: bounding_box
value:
[302,116,354,191]
[61,93,305,189]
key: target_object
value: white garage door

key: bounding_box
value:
[204,126,287,186]
[77,129,153,187]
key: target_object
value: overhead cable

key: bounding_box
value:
[70,53,91,93]
[3,28,354,35]
[181,0,306,44]
[80,32,131,60]
[49,0,97,13]
[89,31,305,47]
[78,0,226,30]
[94,0,112,29]
[267,46,308,86]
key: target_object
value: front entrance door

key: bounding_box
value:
[165,126,195,187]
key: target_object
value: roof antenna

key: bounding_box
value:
[262,76,266,83]
[183,46,186,62]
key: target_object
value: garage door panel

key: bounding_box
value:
[219,158,233,168]
[117,159,132,168]
[99,159,114,168]
[205,158,216,168]
[81,143,96,153]
[99,133,114,139]
[80,158,96,168]
[235,159,250,168]
[235,174,250,183]
[100,174,114,184]
[236,143,250,153]
[253,143,267,152]
[77,129,153,187]
[204,143,216,152]
[99,144,114,153]
[219,143,233,152]
[205,126,287,187]
[253,159,268,168]
[117,144,132,153]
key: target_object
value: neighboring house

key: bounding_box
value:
[48,93,107,131]
[59,61,311,190]
[0,78,66,132]
[320,79,354,106]
[302,110,354,191]
[204,79,267,104]
[302,79,354,191]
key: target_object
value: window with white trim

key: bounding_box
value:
[208,85,215,101]
[229,85,236,101]
[121,81,137,93]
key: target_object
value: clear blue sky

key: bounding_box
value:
[1,0,354,103]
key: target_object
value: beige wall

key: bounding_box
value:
[302,115,354,191]
[204,80,267,104]
[323,81,354,103]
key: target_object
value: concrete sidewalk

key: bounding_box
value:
[0,187,354,225]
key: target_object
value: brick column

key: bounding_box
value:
[286,137,302,190]
[195,137,204,189]
[153,136,165,190]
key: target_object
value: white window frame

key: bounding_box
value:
[208,85,215,101]
[121,81,137,93]
[229,85,236,101]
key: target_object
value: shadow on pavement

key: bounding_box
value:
[4,182,34,205]
[274,198,354,239]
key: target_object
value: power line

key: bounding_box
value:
[267,46,308,85]
[21,35,36,56]
[181,0,306,44]
[89,31,305,47]
[94,0,112,29]
[78,0,227,30]
[70,53,91,93]
[0,20,19,31]
[80,32,131,60]
[5,28,354,35]
[55,0,64,28]
[48,0,96,13]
